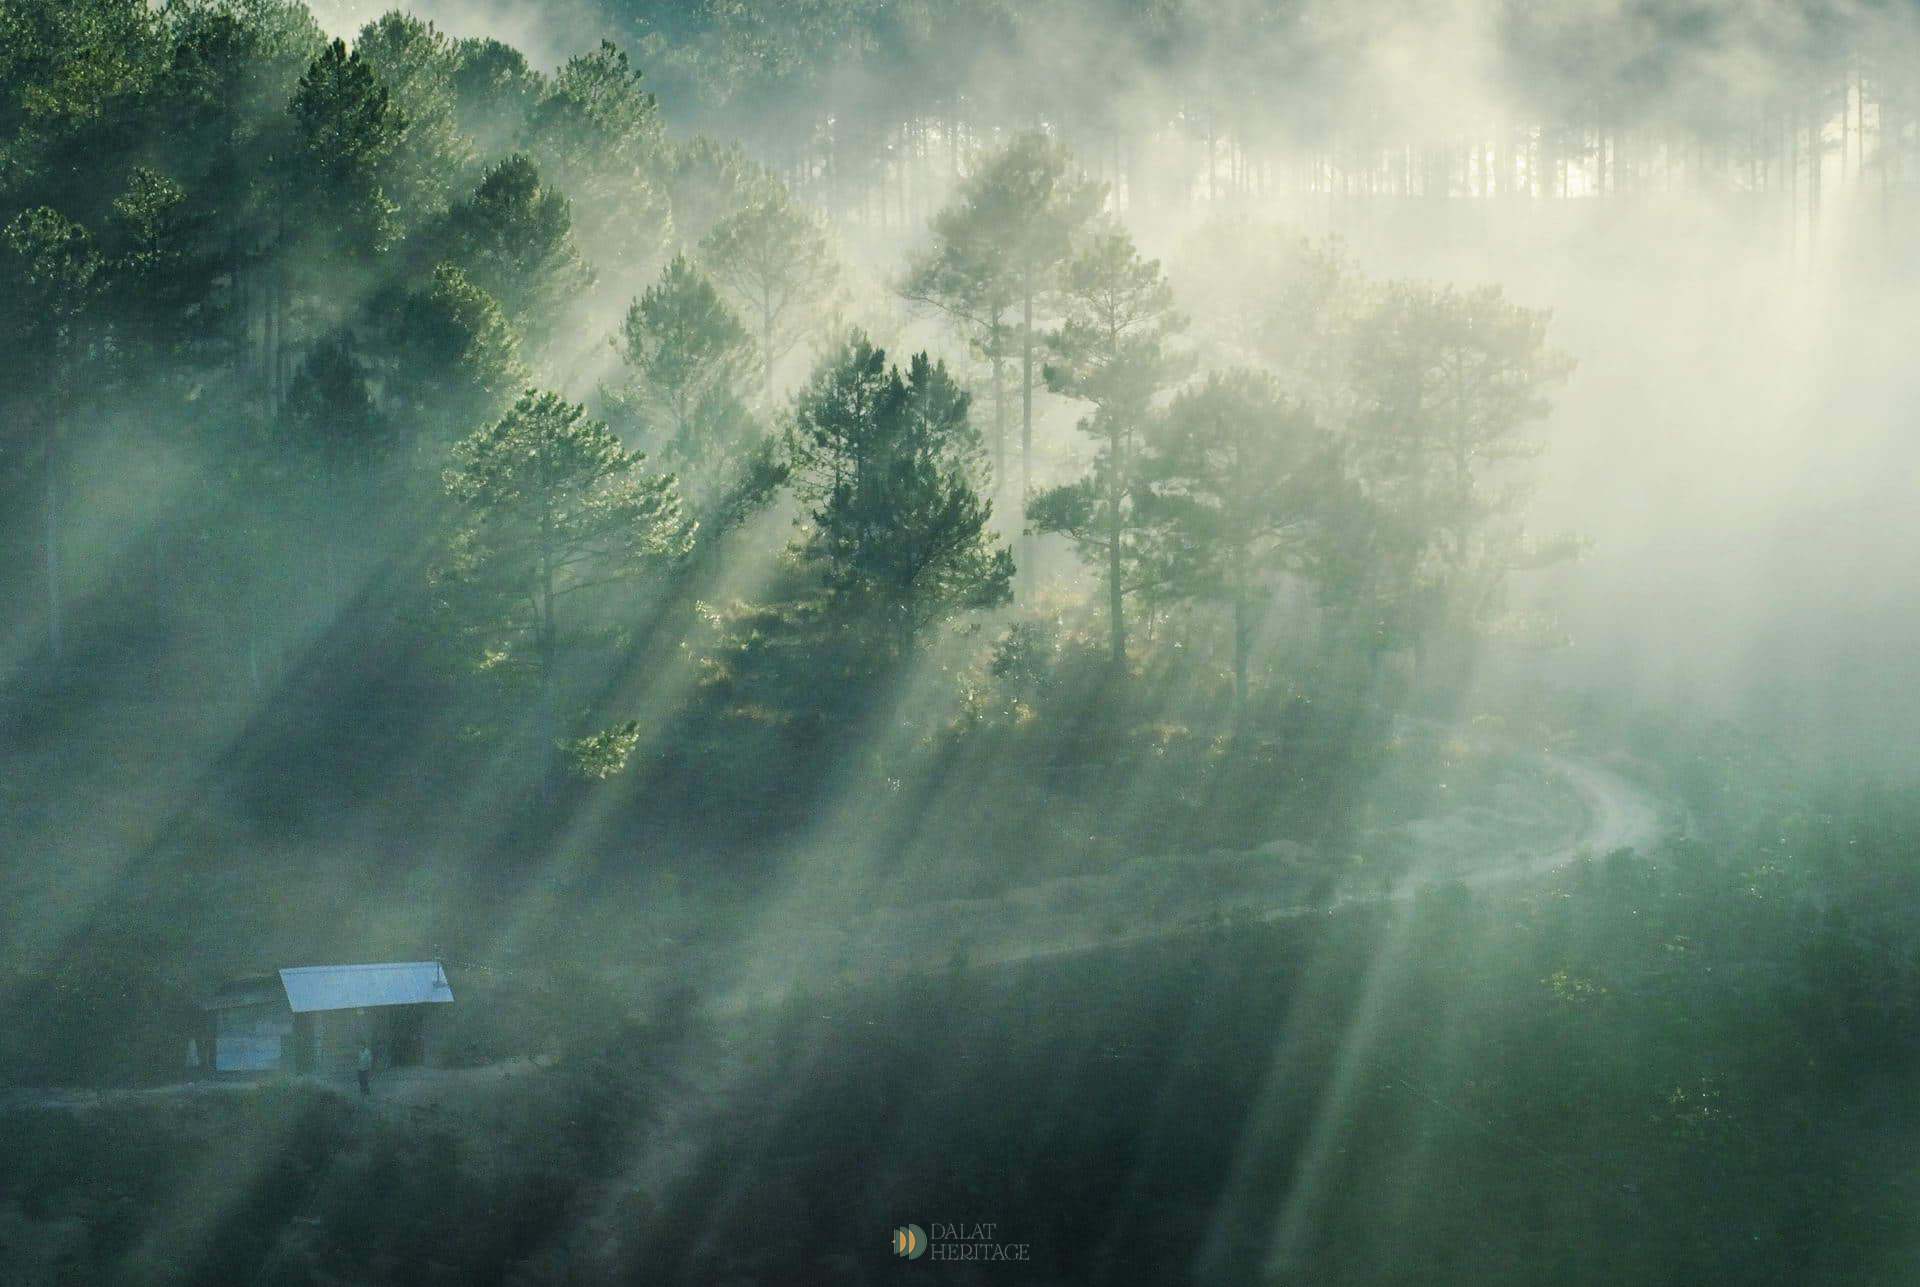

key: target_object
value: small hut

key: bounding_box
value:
[202,961,454,1074]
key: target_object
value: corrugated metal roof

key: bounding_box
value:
[277,962,454,1013]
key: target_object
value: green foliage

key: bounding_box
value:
[615,255,753,427]
[608,253,779,532]
[353,11,472,220]
[383,263,524,450]
[1346,281,1577,668]
[659,134,766,251]
[567,718,643,779]
[106,165,184,266]
[0,0,1592,843]
[159,0,324,130]
[287,38,404,255]
[698,183,838,400]
[447,35,543,155]
[787,333,1013,640]
[1172,225,1579,686]
[1147,369,1330,589]
[0,205,99,383]
[899,195,1013,351]
[444,388,689,678]
[525,39,669,271]
[102,166,198,360]
[0,7,1915,1283]
[925,131,1105,306]
[1045,227,1188,409]
[1348,281,1572,501]
[544,39,663,166]
[0,0,162,155]
[440,153,590,347]
[1175,222,1366,417]
[898,169,1020,472]
[147,2,319,313]
[988,618,1059,699]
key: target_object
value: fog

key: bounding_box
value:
[3,2,1918,1284]
[1337,190,1920,753]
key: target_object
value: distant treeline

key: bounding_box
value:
[587,0,1920,233]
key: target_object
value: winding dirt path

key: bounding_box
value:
[1010,749,1670,953]
[1351,751,1668,907]
[705,742,1674,1004]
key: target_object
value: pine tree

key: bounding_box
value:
[1029,225,1190,664]
[354,11,473,224]
[787,333,1013,643]
[382,263,525,465]
[450,36,544,157]
[0,0,165,220]
[104,166,198,368]
[525,40,670,275]
[899,205,1018,491]
[285,330,389,484]
[154,1,320,412]
[699,184,839,403]
[608,253,778,533]
[283,330,389,594]
[441,154,591,350]
[1144,369,1335,720]
[288,38,405,258]
[1345,281,1576,682]
[660,136,767,252]
[1174,222,1365,421]
[444,389,690,761]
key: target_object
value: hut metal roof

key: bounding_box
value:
[277,962,453,1013]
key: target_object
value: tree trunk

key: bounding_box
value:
[1840,76,1850,186]
[1107,500,1125,667]
[1787,111,1798,262]
[991,351,1007,498]
[43,420,63,667]
[1857,72,1866,176]
[1807,104,1822,256]
[1232,582,1250,727]
[270,211,288,410]
[323,455,344,607]
[1207,112,1217,203]
[762,307,776,407]
[1020,288,1034,586]
[539,502,559,798]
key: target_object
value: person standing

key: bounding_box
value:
[357,1042,373,1097]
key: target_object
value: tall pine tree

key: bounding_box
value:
[608,253,778,534]
[787,333,1013,645]
[1030,225,1189,664]
[444,389,690,767]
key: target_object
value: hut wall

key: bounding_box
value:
[213,1002,291,1072]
